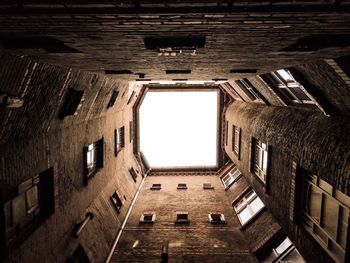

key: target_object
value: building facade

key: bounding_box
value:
[0,1,350,262]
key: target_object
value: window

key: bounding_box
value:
[150,184,161,190]
[177,183,187,190]
[129,121,133,143]
[225,120,228,146]
[114,127,125,155]
[269,69,314,104]
[139,212,156,223]
[107,89,118,109]
[84,138,103,184]
[175,212,189,224]
[203,183,214,190]
[232,125,241,158]
[220,165,242,190]
[67,244,91,263]
[260,236,304,263]
[58,88,85,120]
[302,173,350,263]
[234,189,265,226]
[129,167,138,182]
[110,191,123,213]
[235,79,264,102]
[273,237,294,259]
[127,91,136,105]
[208,213,226,224]
[252,138,269,184]
[2,168,55,249]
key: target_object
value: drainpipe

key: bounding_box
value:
[105,168,151,263]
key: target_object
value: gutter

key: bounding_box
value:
[105,169,150,263]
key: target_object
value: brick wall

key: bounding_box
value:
[0,1,349,80]
[0,53,143,262]
[225,100,350,263]
[113,175,258,262]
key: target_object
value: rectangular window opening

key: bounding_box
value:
[150,184,161,190]
[175,212,189,224]
[208,213,226,224]
[58,88,85,120]
[84,138,104,184]
[234,189,265,226]
[177,183,187,190]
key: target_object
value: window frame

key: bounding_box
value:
[84,138,104,184]
[203,183,214,190]
[220,165,242,190]
[208,213,226,224]
[150,184,161,190]
[139,212,156,224]
[129,167,138,182]
[301,173,350,263]
[177,183,187,190]
[115,126,125,156]
[2,168,55,250]
[175,211,189,224]
[233,189,265,227]
[110,191,123,213]
[269,69,315,105]
[235,78,267,104]
[251,138,270,185]
[232,125,241,159]
[107,89,119,109]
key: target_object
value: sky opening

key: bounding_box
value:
[139,91,218,168]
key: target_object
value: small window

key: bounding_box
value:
[58,88,85,120]
[110,191,123,213]
[232,125,241,158]
[139,212,156,223]
[235,79,264,102]
[129,121,133,143]
[208,213,226,224]
[107,89,118,108]
[234,189,265,226]
[203,183,214,190]
[225,120,228,146]
[252,138,269,184]
[150,184,161,190]
[67,244,91,263]
[177,183,187,190]
[175,212,189,224]
[129,167,138,182]
[269,69,314,104]
[84,138,104,184]
[127,91,136,105]
[115,127,125,155]
[220,166,242,190]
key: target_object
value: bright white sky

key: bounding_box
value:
[139,91,218,168]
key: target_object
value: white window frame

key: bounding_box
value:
[86,143,96,169]
[115,127,125,154]
[232,125,241,156]
[234,189,265,226]
[208,213,226,224]
[253,139,269,184]
[271,69,314,104]
[139,212,156,223]
[221,166,242,190]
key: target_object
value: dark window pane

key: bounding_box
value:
[12,194,26,225]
